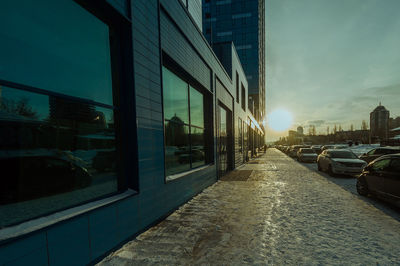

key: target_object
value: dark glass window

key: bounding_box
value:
[163,69,189,124]
[163,67,207,179]
[0,0,113,105]
[190,86,204,128]
[238,118,243,153]
[372,159,391,171]
[0,1,119,228]
[236,72,239,103]
[241,83,246,110]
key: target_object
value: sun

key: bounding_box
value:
[268,109,293,132]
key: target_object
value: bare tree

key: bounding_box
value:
[327,126,330,135]
[0,97,37,118]
[361,120,368,130]
[312,125,316,136]
[350,124,354,131]
[333,124,337,134]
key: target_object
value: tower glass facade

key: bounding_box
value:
[202,0,265,122]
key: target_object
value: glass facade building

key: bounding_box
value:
[0,0,264,264]
[202,0,265,123]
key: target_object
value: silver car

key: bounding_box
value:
[317,149,367,176]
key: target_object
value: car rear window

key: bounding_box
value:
[330,151,358,159]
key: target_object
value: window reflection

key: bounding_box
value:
[0,86,117,228]
[190,86,204,128]
[163,67,189,124]
[162,66,208,179]
[191,127,205,168]
[165,122,190,176]
[0,0,113,105]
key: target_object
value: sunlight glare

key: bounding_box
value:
[268,109,293,132]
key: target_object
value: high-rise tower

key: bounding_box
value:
[370,103,390,142]
[202,0,265,124]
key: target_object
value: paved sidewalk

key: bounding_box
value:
[99,149,400,265]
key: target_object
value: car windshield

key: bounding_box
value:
[301,149,314,153]
[330,151,358,159]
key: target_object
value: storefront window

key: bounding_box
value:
[163,67,207,178]
[0,0,119,228]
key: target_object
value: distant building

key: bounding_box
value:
[370,103,390,142]
[389,116,400,129]
[297,126,304,135]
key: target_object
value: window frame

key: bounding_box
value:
[161,62,213,181]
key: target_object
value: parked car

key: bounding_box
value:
[359,147,400,163]
[356,153,400,205]
[0,155,92,204]
[297,148,318,162]
[289,145,309,157]
[334,145,349,149]
[317,149,367,176]
[321,145,335,151]
[92,150,116,172]
[311,145,322,154]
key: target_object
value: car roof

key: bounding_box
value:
[326,149,352,152]
[377,153,400,159]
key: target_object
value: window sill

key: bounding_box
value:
[0,189,137,242]
[166,164,213,182]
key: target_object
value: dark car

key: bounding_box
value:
[311,145,322,154]
[359,147,400,163]
[0,155,92,204]
[289,145,309,158]
[92,150,116,172]
[356,153,400,205]
[321,145,335,151]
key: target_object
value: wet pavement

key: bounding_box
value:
[98,149,400,265]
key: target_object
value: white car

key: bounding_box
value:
[317,149,367,176]
[297,148,318,162]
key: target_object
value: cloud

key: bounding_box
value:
[305,120,325,126]
[366,84,400,96]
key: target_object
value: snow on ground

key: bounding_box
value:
[99,149,400,265]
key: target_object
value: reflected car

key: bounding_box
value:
[359,147,400,164]
[356,154,400,205]
[317,149,367,176]
[178,149,205,164]
[92,150,116,172]
[0,155,92,204]
[297,148,318,162]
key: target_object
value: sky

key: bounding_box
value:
[265,0,400,141]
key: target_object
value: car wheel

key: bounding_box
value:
[317,162,322,171]
[356,178,369,196]
[328,165,335,177]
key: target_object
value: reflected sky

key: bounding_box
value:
[0,0,113,105]
[266,0,400,140]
